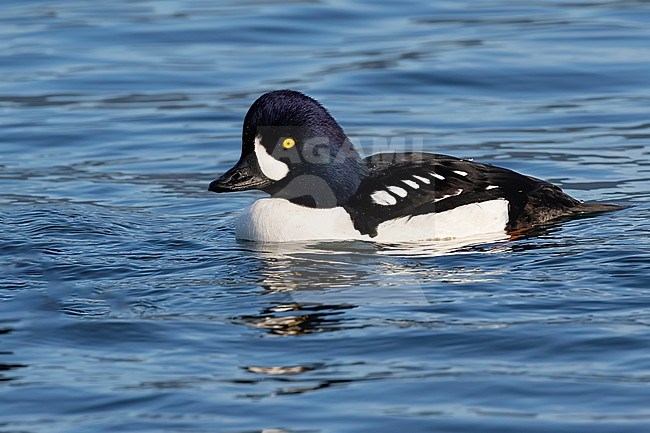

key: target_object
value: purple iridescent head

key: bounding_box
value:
[209,90,367,208]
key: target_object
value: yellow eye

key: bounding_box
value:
[282,138,295,149]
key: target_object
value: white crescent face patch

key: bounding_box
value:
[254,135,289,181]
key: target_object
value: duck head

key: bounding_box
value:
[209,90,367,208]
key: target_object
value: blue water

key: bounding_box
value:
[1,1,650,432]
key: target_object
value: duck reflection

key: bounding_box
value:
[233,302,356,336]
[231,234,510,336]
[230,236,515,400]
[237,362,354,400]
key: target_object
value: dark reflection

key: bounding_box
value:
[235,359,403,400]
[243,363,322,375]
[235,362,358,400]
[230,243,380,336]
[0,328,27,382]
[233,302,356,336]
[239,376,354,400]
[230,243,373,335]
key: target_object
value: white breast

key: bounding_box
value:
[236,198,359,242]
[235,198,509,243]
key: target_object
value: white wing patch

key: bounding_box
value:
[254,135,289,181]
[387,186,408,197]
[402,179,419,189]
[413,175,430,184]
[486,185,499,190]
[453,170,468,176]
[429,172,445,181]
[434,188,463,203]
[371,190,397,206]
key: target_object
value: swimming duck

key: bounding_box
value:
[209,90,622,242]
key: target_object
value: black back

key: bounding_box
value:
[343,152,580,237]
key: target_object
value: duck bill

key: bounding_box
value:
[208,157,272,193]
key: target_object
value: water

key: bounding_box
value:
[1,0,649,432]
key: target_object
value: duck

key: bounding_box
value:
[209,90,623,242]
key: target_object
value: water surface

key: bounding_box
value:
[1,1,650,432]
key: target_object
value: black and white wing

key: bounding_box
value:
[343,152,580,237]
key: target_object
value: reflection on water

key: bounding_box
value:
[231,236,515,336]
[245,233,510,288]
[233,302,356,336]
